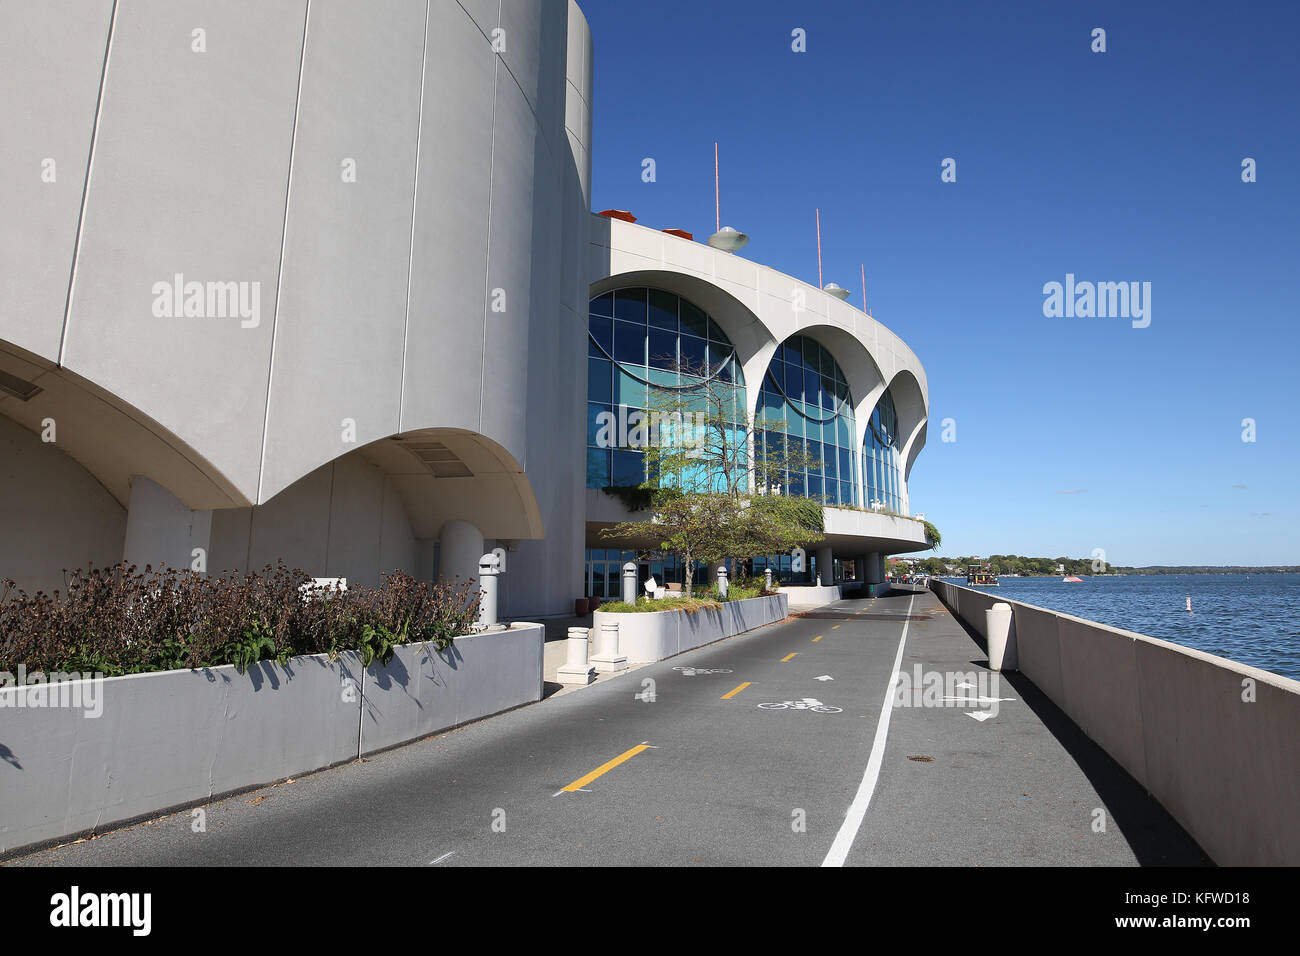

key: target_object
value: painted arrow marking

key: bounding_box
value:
[815,675,834,681]
[967,712,995,722]
[949,697,1016,705]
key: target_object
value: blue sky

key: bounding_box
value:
[579,0,1300,566]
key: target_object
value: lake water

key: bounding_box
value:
[936,573,1300,681]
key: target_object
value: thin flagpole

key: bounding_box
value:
[714,142,720,233]
[861,263,867,311]
[816,208,823,289]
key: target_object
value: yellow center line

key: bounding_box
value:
[812,634,823,642]
[720,681,751,700]
[561,744,651,793]
[832,624,841,629]
[781,652,798,662]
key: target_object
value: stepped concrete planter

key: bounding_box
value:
[593,593,788,664]
[0,623,543,857]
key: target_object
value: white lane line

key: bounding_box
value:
[821,591,915,868]
[429,851,455,865]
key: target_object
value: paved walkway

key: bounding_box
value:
[8,588,1208,866]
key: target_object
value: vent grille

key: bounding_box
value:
[405,442,473,478]
[0,369,42,402]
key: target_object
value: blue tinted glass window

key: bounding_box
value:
[613,321,645,364]
[587,403,611,447]
[614,287,647,323]
[648,289,678,330]
[648,328,677,370]
[587,447,610,488]
[588,357,611,403]
[612,449,645,486]
[588,315,612,355]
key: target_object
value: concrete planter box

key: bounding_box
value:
[784,584,843,609]
[930,580,1300,865]
[593,594,788,664]
[0,623,543,857]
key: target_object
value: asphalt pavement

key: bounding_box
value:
[8,588,1209,866]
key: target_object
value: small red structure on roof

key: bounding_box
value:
[661,228,693,241]
[597,209,637,223]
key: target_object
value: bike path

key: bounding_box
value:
[8,589,1207,866]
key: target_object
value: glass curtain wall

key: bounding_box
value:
[862,388,904,513]
[755,335,857,506]
[586,287,746,490]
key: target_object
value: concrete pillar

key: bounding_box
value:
[590,621,628,673]
[439,519,484,586]
[865,551,883,584]
[556,626,596,685]
[476,552,501,626]
[815,546,833,586]
[122,476,212,573]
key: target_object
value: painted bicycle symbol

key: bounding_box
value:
[673,666,734,676]
[757,698,842,714]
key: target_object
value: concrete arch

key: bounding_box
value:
[770,323,889,456]
[590,269,773,377]
[354,428,544,542]
[0,343,246,511]
[888,368,929,486]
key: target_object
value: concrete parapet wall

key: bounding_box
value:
[0,623,543,857]
[593,594,788,664]
[930,580,1300,865]
[785,585,843,608]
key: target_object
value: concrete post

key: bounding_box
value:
[622,561,637,604]
[717,565,728,599]
[556,626,596,685]
[590,620,628,673]
[476,552,500,627]
[986,603,1017,671]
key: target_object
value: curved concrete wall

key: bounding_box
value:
[1,0,593,616]
[0,416,125,594]
[931,580,1300,866]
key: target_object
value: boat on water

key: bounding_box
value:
[966,565,999,587]
[1063,575,1083,583]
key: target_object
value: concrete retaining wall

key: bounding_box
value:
[593,594,788,664]
[785,585,843,609]
[0,623,543,856]
[931,580,1300,865]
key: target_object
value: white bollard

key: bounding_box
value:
[985,602,1017,671]
[717,565,728,599]
[556,626,596,685]
[622,562,637,604]
[477,552,501,627]
[590,620,628,674]
[764,567,773,591]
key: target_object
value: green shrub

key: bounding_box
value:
[0,563,481,676]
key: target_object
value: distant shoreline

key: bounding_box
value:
[934,569,1300,577]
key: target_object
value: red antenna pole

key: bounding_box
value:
[861,263,867,311]
[816,208,823,289]
[714,142,721,234]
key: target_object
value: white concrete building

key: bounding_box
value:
[0,0,928,617]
